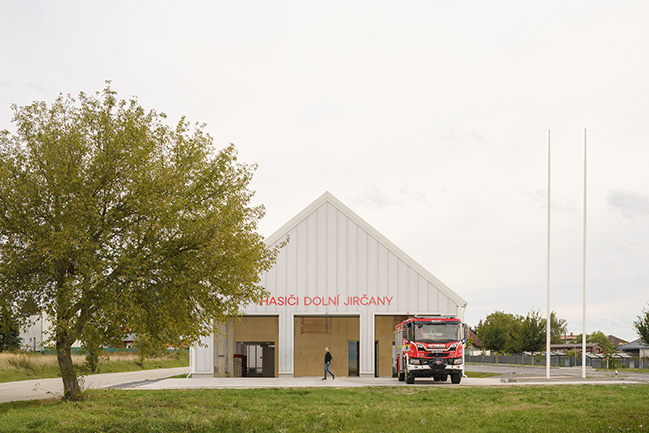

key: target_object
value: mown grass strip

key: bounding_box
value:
[0,352,188,383]
[0,385,647,432]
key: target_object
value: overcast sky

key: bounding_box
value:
[2,1,648,341]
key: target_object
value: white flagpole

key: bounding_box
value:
[582,129,587,378]
[546,130,552,379]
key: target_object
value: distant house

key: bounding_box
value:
[19,312,84,351]
[468,329,482,348]
[550,343,605,355]
[19,313,53,352]
[466,329,485,355]
[559,332,579,343]
[619,339,649,359]
[558,333,628,349]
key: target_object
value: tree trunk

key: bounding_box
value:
[56,339,83,401]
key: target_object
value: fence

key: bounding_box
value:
[467,354,649,370]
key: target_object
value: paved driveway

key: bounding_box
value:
[0,367,190,404]
[115,370,648,391]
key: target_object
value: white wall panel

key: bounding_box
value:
[397,259,408,312]
[297,216,307,297]
[327,203,337,303]
[193,334,213,374]
[306,211,317,294]
[275,233,287,300]
[347,220,358,297]
[367,235,378,301]
[286,227,297,295]
[336,210,348,313]
[377,246,388,312]
[316,205,327,303]
[418,275,428,311]
[357,228,368,297]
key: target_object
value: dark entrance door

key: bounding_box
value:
[348,341,359,376]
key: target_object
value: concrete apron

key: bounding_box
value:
[2,371,644,404]
[111,375,645,391]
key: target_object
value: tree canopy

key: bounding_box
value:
[0,85,280,399]
[633,306,649,345]
[519,309,546,355]
[476,310,567,358]
[476,311,514,358]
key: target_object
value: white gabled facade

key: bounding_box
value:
[191,191,467,377]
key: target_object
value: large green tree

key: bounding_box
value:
[476,311,515,360]
[634,306,649,345]
[548,311,568,344]
[0,85,280,400]
[520,310,546,361]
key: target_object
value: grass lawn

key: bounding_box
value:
[0,385,647,432]
[0,351,188,383]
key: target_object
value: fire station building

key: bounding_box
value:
[190,192,467,378]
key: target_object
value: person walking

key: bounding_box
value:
[322,347,335,380]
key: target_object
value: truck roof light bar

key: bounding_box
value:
[413,314,457,319]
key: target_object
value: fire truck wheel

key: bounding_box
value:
[451,373,462,384]
[441,374,448,382]
[398,372,405,381]
[433,375,440,381]
[406,374,415,384]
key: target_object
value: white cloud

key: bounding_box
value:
[351,186,400,209]
[607,189,649,218]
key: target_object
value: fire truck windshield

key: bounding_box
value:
[414,322,460,343]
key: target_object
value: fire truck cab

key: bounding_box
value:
[394,315,465,384]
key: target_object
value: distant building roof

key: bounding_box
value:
[619,338,648,350]
[607,335,628,347]
[468,329,483,348]
[550,343,605,354]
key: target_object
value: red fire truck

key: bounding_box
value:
[394,315,465,384]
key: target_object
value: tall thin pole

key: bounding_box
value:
[546,130,552,379]
[582,129,587,378]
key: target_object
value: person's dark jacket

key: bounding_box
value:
[324,352,332,364]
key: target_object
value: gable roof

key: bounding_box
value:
[607,335,629,347]
[265,191,467,309]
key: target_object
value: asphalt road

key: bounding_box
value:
[465,363,649,382]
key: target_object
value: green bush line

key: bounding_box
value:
[0,385,647,432]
